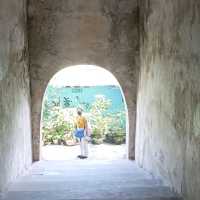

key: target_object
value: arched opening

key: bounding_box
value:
[40,65,129,160]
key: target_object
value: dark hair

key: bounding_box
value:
[77,110,82,115]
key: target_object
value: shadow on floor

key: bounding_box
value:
[2,160,181,200]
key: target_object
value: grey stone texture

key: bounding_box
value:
[0,0,200,200]
[2,160,181,200]
[0,0,32,192]
[136,1,200,200]
[28,0,140,161]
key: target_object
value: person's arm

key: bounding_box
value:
[86,122,92,137]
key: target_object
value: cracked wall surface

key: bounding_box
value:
[136,1,200,199]
[1,1,200,200]
[28,0,140,161]
[0,0,32,192]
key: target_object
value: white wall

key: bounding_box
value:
[0,0,32,192]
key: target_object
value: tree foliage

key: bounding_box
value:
[42,94,126,145]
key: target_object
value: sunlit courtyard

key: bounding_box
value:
[42,144,126,160]
[41,65,128,160]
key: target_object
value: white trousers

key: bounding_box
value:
[80,137,88,157]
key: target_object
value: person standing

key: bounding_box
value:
[74,108,89,159]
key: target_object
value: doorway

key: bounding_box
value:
[40,65,129,160]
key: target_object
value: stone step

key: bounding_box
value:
[2,160,182,200]
[3,190,182,200]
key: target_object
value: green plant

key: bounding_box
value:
[63,97,72,108]
[42,107,74,145]
[90,95,111,115]
[42,91,126,146]
[105,128,126,145]
[104,111,126,145]
[89,95,112,144]
[91,128,103,144]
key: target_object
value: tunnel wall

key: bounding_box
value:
[28,0,140,161]
[136,1,200,199]
[0,0,32,192]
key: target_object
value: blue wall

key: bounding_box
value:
[45,85,125,113]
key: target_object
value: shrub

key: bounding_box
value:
[104,111,126,145]
[89,95,111,143]
[42,94,126,146]
[91,128,104,144]
[105,128,126,145]
[42,107,75,145]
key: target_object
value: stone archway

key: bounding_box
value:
[28,0,139,161]
[31,62,137,161]
[40,65,130,160]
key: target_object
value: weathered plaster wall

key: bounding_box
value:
[136,0,200,199]
[0,0,32,192]
[28,0,140,161]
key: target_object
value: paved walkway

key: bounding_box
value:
[42,144,126,160]
[2,160,181,200]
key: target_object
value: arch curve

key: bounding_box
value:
[31,63,137,161]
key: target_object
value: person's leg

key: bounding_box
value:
[80,138,84,156]
[83,137,88,158]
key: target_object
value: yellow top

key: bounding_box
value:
[75,116,87,129]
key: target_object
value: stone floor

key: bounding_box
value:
[1,159,181,200]
[42,144,126,160]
